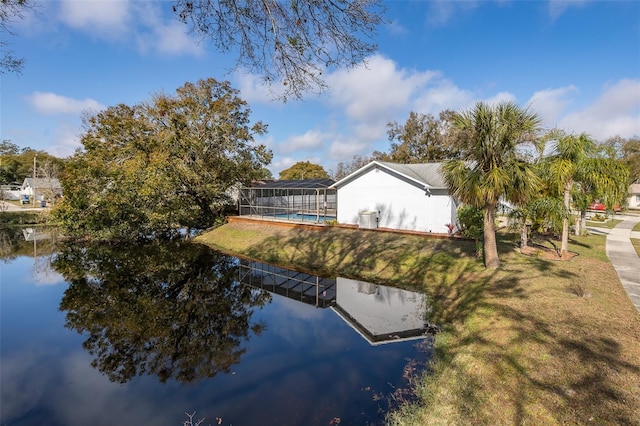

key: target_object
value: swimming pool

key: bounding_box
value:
[271,213,336,222]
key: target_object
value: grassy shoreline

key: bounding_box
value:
[196,221,640,425]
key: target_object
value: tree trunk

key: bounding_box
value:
[574,212,581,236]
[561,181,572,257]
[483,202,500,269]
[580,210,586,235]
[520,220,528,250]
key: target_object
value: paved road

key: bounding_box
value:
[0,201,45,212]
[593,215,640,314]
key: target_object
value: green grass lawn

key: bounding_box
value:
[633,222,640,232]
[585,219,624,229]
[197,221,640,426]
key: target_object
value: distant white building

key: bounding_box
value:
[21,177,63,200]
[329,161,458,234]
[629,184,640,209]
[0,184,21,200]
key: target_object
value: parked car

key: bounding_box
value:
[588,202,621,212]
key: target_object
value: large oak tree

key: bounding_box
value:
[54,78,272,241]
[384,110,461,163]
[279,161,329,180]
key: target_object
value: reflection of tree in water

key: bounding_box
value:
[54,242,270,384]
[0,227,23,260]
[0,226,58,261]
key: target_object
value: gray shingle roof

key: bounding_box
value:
[23,177,62,189]
[377,162,447,189]
[330,161,448,190]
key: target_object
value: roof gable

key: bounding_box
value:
[22,177,62,189]
[330,161,448,190]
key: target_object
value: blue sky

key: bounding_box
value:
[2,0,639,176]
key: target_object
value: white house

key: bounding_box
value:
[629,184,640,209]
[329,161,458,234]
[21,177,63,200]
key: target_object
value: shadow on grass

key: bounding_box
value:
[226,225,639,425]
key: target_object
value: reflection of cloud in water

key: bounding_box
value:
[0,349,54,420]
[2,348,192,426]
[52,352,165,426]
[31,267,64,286]
[271,294,325,320]
[262,295,351,352]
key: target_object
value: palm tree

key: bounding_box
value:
[542,131,629,256]
[442,101,541,269]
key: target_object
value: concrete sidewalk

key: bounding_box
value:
[603,216,640,313]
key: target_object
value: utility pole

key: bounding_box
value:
[32,153,37,207]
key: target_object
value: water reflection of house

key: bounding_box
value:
[238,260,430,345]
[22,228,51,242]
[332,277,428,346]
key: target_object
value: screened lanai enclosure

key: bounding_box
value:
[239,178,337,223]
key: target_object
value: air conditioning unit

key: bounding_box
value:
[358,211,378,229]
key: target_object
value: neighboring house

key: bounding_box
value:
[1,183,21,200]
[329,161,458,234]
[21,177,63,200]
[629,184,640,209]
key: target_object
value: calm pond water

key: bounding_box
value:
[0,228,434,426]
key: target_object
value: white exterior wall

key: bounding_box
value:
[336,167,456,233]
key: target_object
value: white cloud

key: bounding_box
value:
[269,156,298,176]
[133,3,203,57]
[527,85,579,128]
[48,121,83,158]
[278,130,327,154]
[329,139,370,162]
[326,55,437,123]
[59,0,131,39]
[154,22,202,56]
[386,19,408,36]
[427,0,481,26]
[27,92,105,115]
[236,72,287,104]
[557,78,640,140]
[548,0,592,20]
[483,91,517,106]
[57,0,201,57]
[412,78,475,114]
